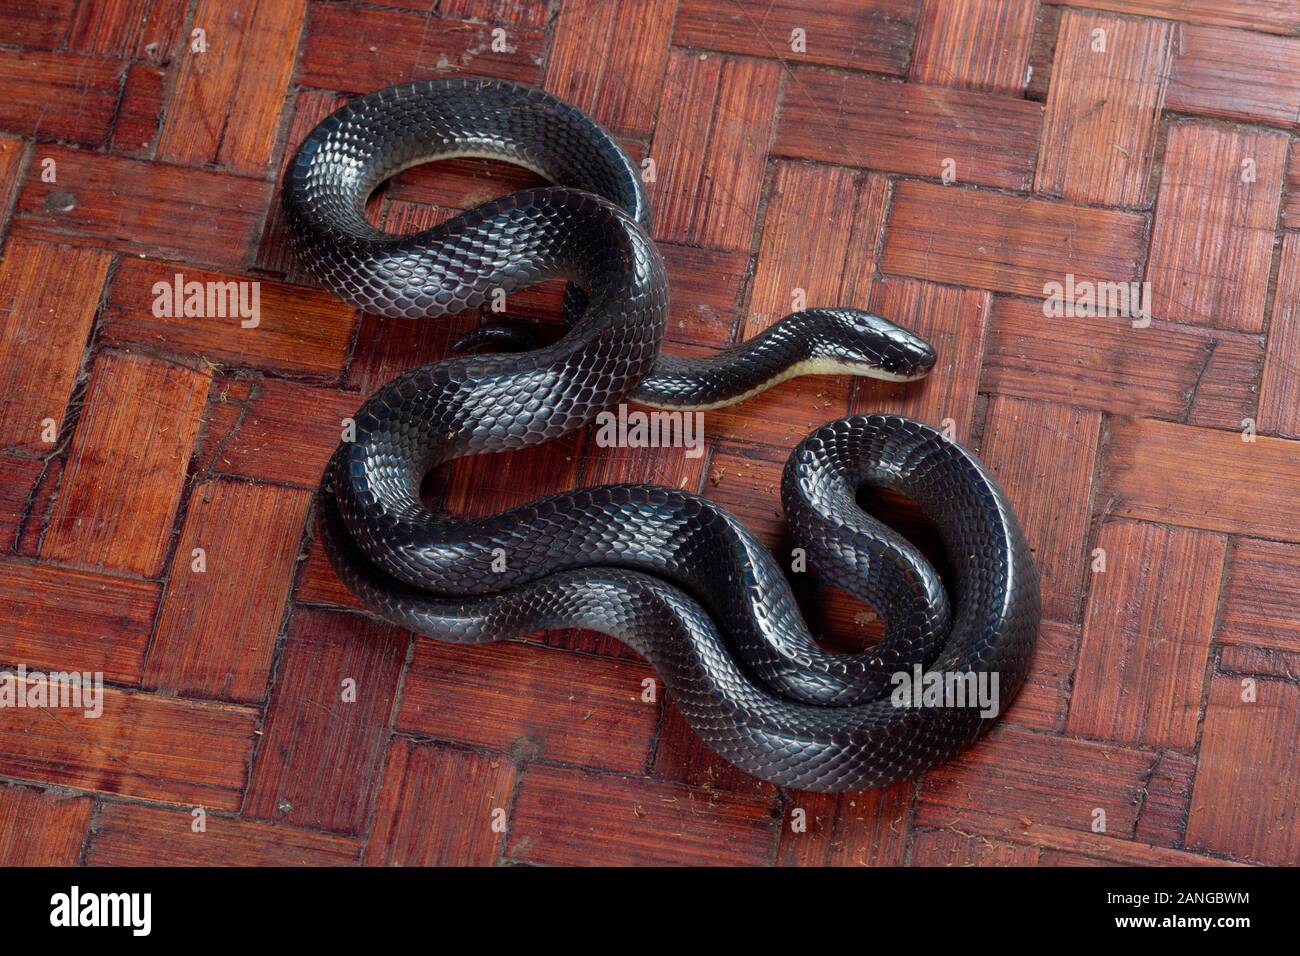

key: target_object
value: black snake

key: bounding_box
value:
[283,78,1039,792]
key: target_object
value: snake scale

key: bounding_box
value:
[283,78,1039,792]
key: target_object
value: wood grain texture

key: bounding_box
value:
[1034,10,1174,207]
[776,67,1042,191]
[1027,2,1060,99]
[982,296,1261,423]
[294,536,363,612]
[1186,674,1300,864]
[649,50,781,252]
[87,802,361,866]
[111,64,167,155]
[673,0,919,75]
[0,0,1295,868]
[0,239,111,451]
[0,784,91,865]
[144,479,311,703]
[651,696,778,797]
[1185,329,1267,429]
[15,146,273,269]
[380,159,545,217]
[398,639,657,774]
[979,396,1101,622]
[702,379,849,459]
[0,454,43,549]
[347,308,475,396]
[68,0,187,59]
[659,242,750,347]
[0,684,257,808]
[703,445,790,546]
[506,763,779,866]
[747,162,876,334]
[776,785,911,866]
[0,49,122,146]
[0,558,158,683]
[439,0,552,29]
[1001,620,1079,733]
[912,828,1040,866]
[338,201,471,393]
[1102,418,1300,542]
[1257,233,1300,436]
[577,437,707,531]
[544,0,675,139]
[0,0,77,50]
[916,726,1155,839]
[296,3,546,93]
[1218,537,1300,654]
[1166,24,1300,126]
[910,0,1037,94]
[1135,751,1197,849]
[366,738,517,866]
[0,134,26,224]
[1146,122,1287,331]
[211,378,359,487]
[157,0,307,174]
[101,257,357,377]
[1067,520,1225,749]
[918,817,1228,865]
[1043,0,1300,35]
[1037,839,1232,866]
[1218,644,1300,681]
[44,353,211,578]
[1283,144,1300,230]
[189,375,249,476]
[256,90,351,281]
[245,608,407,834]
[443,431,584,520]
[882,181,1146,297]
[837,173,892,308]
[14,457,61,558]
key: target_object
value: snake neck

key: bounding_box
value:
[630,308,934,410]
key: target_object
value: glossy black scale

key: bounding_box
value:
[285,78,1040,791]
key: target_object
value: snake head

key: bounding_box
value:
[804,309,936,383]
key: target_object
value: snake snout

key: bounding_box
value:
[816,309,936,383]
[909,336,938,377]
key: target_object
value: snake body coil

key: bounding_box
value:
[285,78,1039,791]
